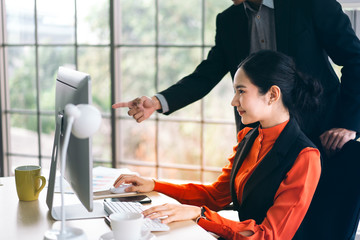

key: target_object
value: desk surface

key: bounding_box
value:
[0,177,216,240]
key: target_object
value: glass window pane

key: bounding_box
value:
[204,123,236,168]
[158,0,202,45]
[78,46,110,113]
[344,9,360,38]
[0,9,2,45]
[41,115,55,159]
[158,47,202,119]
[9,156,39,176]
[7,46,37,110]
[94,161,112,168]
[159,168,200,182]
[77,0,109,44]
[93,117,111,161]
[158,121,201,166]
[39,46,75,111]
[204,73,235,121]
[203,171,221,183]
[356,10,360,38]
[41,158,52,175]
[119,119,156,164]
[204,0,231,45]
[37,0,75,44]
[5,0,35,44]
[118,0,155,45]
[120,165,156,179]
[9,114,39,156]
[117,47,155,117]
[203,46,211,59]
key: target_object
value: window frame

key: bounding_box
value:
[1,0,359,180]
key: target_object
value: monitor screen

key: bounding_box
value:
[46,67,105,220]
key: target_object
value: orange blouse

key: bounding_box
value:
[154,121,321,239]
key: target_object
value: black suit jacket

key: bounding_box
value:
[158,0,360,143]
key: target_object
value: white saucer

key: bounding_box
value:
[99,229,156,240]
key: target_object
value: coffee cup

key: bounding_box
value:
[15,165,46,201]
[110,212,143,240]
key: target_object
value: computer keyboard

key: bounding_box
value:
[103,200,170,232]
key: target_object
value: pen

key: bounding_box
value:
[104,216,112,229]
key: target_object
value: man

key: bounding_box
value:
[114,0,360,156]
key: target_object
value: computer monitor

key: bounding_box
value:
[46,67,105,220]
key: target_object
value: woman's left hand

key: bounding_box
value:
[142,203,201,224]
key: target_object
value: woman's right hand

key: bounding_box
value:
[142,203,201,224]
[113,174,155,193]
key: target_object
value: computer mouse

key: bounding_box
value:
[110,184,133,194]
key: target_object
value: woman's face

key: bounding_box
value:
[231,68,270,125]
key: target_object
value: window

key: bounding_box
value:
[0,0,235,183]
[113,0,235,183]
[1,0,359,182]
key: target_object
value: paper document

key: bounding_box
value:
[92,166,137,192]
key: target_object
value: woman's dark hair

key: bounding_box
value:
[238,50,323,124]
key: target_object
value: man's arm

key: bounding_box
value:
[310,0,360,153]
[158,12,231,115]
[311,0,360,132]
[113,9,233,122]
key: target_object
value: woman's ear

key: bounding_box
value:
[268,85,281,105]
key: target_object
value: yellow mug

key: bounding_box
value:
[15,165,46,201]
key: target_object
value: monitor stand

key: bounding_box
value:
[51,202,106,220]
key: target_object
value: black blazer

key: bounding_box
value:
[159,0,360,143]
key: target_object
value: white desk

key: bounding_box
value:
[0,177,216,240]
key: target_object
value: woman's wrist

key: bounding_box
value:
[150,179,156,191]
[195,206,207,223]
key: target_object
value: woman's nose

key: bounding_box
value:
[231,94,239,107]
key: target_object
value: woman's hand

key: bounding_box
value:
[113,174,155,193]
[142,203,201,224]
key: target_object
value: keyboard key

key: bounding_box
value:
[104,201,170,232]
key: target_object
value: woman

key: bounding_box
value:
[114,50,322,239]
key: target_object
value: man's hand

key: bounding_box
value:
[112,96,161,123]
[320,128,356,156]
